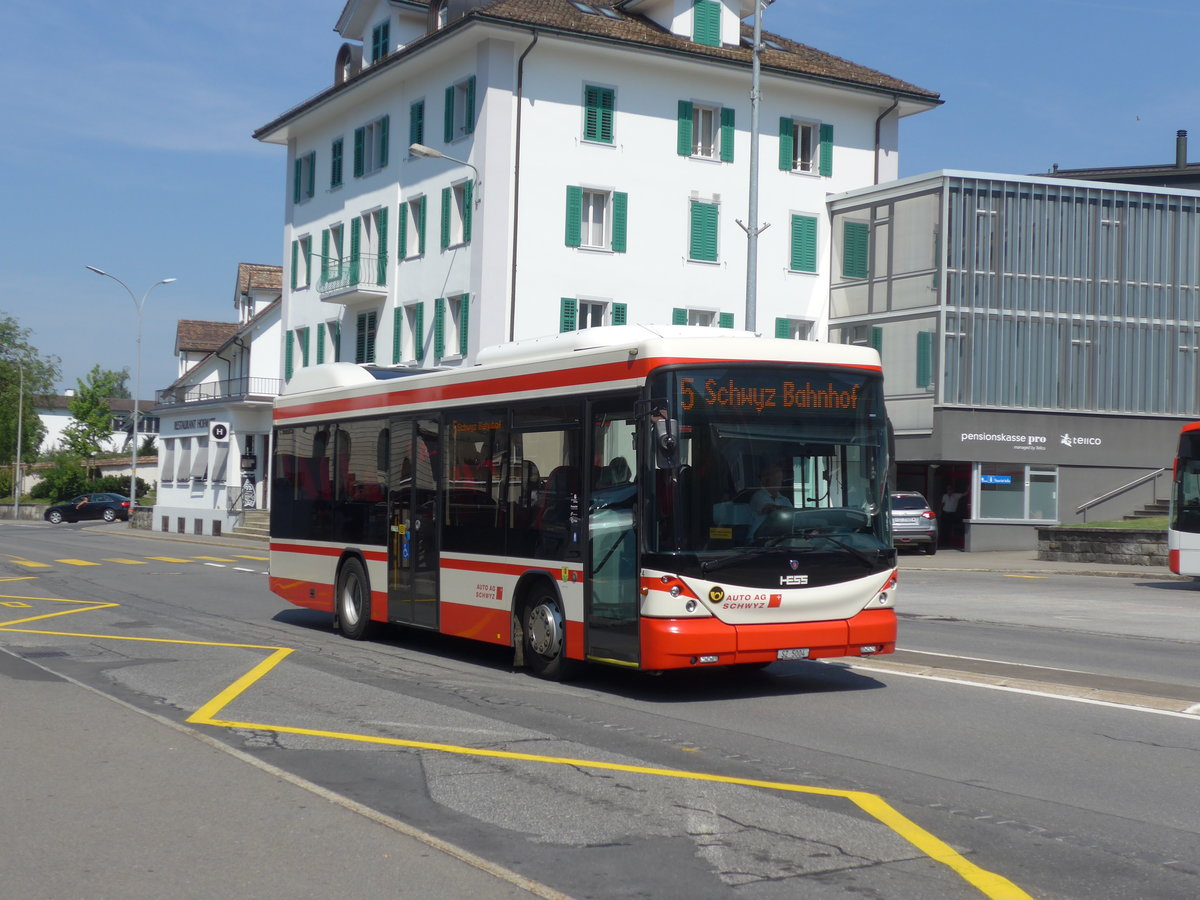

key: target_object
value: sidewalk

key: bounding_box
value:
[898,547,1186,579]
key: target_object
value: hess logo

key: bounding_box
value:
[708,586,725,604]
[780,574,809,586]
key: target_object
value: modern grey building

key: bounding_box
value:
[828,170,1200,549]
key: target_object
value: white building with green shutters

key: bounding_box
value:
[254,0,939,376]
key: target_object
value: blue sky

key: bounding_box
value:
[2,0,1196,396]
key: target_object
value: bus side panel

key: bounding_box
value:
[269,576,335,613]
[846,608,897,648]
[270,543,340,612]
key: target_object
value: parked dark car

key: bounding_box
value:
[890,491,938,554]
[44,493,131,524]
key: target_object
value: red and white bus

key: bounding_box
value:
[1168,421,1200,575]
[269,326,897,678]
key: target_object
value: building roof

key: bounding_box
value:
[163,298,282,392]
[1039,162,1200,189]
[235,263,283,299]
[174,320,240,356]
[257,0,938,140]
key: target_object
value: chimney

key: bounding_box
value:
[1177,130,1188,169]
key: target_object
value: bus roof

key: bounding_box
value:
[275,325,882,423]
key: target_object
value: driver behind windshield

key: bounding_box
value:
[749,465,792,538]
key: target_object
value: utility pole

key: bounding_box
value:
[738,0,774,333]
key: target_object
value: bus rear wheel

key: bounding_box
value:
[336,557,372,640]
[524,592,574,680]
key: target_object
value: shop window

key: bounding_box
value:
[977,464,1057,521]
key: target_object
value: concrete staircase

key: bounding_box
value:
[232,509,270,540]
[1123,499,1170,521]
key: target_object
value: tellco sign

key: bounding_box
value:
[959,431,1103,452]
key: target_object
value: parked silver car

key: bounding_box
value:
[890,491,938,554]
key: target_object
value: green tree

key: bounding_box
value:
[1,311,60,472]
[62,364,122,457]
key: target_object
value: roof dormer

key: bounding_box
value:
[619,0,756,47]
[334,1,431,70]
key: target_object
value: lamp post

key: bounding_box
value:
[408,143,481,189]
[4,352,23,519]
[739,0,775,333]
[85,267,176,509]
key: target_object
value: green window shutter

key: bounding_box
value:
[719,107,735,162]
[564,185,583,247]
[398,205,407,259]
[465,76,476,134]
[560,298,577,333]
[719,312,734,329]
[778,117,793,171]
[355,314,366,363]
[321,230,330,281]
[353,127,365,177]
[293,159,302,203]
[672,308,688,325]
[688,200,718,262]
[413,303,425,360]
[871,327,883,354]
[444,85,455,142]
[410,100,425,146]
[434,298,446,359]
[462,181,473,243]
[332,322,341,362]
[917,331,934,388]
[417,196,427,254]
[393,308,403,364]
[377,207,388,284]
[584,86,614,143]
[300,327,310,367]
[290,240,299,290]
[285,331,294,380]
[459,295,470,355]
[440,187,451,248]
[306,151,316,198]
[676,100,693,156]
[694,0,720,47]
[612,303,627,326]
[819,123,834,177]
[378,115,390,168]
[612,191,628,253]
[350,217,361,281]
[775,317,792,339]
[331,138,343,187]
[843,221,869,279]
[790,214,818,273]
[317,322,326,364]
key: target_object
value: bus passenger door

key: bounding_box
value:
[387,417,441,628]
[585,397,640,666]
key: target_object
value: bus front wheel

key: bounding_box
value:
[524,592,573,680]
[336,557,372,640]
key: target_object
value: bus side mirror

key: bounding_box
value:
[654,418,680,469]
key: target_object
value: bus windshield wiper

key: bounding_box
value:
[700,548,775,574]
[804,531,878,568]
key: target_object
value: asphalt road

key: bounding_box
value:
[2,520,1197,900]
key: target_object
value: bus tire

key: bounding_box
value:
[336,557,372,640]
[523,590,575,681]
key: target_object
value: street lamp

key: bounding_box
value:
[85,266,176,509]
[409,143,481,189]
[3,352,23,519]
[738,0,776,333]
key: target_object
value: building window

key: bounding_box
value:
[434,294,469,359]
[583,85,615,144]
[409,99,425,148]
[693,0,720,47]
[320,224,345,284]
[560,298,627,332]
[774,318,813,340]
[402,302,425,362]
[293,151,315,203]
[677,101,734,161]
[779,119,833,176]
[789,214,818,273]
[353,208,388,287]
[443,76,476,142]
[330,138,343,188]
[298,326,311,367]
[354,115,390,177]
[291,235,313,289]
[564,187,628,252]
[440,181,473,248]
[370,20,390,64]
[673,307,732,328]
[688,199,719,262]
[355,311,378,364]
[842,220,870,280]
[401,195,426,258]
[977,464,1057,522]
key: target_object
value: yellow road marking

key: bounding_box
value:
[56,559,101,567]
[0,596,1033,900]
[10,560,51,568]
[1003,574,1044,580]
[194,556,237,562]
[0,576,37,582]
[145,556,192,563]
[234,555,269,561]
[103,558,148,565]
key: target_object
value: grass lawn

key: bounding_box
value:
[1073,516,1168,530]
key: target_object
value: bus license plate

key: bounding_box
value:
[777,648,810,660]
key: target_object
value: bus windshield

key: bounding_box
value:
[1171,430,1200,534]
[647,365,891,571]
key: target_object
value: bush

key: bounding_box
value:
[31,459,88,501]
[90,474,150,499]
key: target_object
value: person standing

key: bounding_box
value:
[940,484,964,546]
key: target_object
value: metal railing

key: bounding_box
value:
[317,254,387,297]
[156,376,282,407]
[1076,467,1168,521]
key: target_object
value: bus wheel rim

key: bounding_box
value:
[528,602,562,659]
[342,574,362,625]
